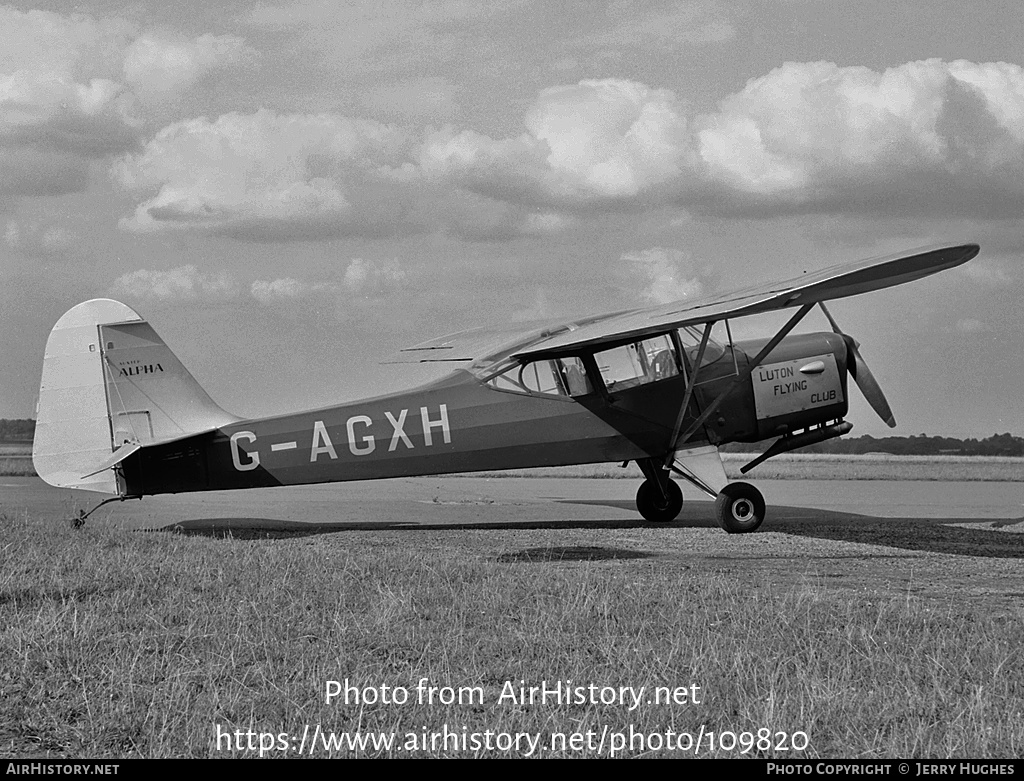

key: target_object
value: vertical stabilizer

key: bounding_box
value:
[33,299,238,493]
[100,320,238,445]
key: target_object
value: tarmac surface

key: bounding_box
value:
[3,474,1022,534]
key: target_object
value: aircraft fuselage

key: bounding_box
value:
[117,330,850,497]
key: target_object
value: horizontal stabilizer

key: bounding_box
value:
[80,441,142,480]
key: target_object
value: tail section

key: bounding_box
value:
[33,299,238,494]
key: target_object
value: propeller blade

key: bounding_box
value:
[846,341,896,427]
[818,303,896,428]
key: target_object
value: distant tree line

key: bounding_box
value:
[722,432,1024,457]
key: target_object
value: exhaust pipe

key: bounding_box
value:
[740,421,853,474]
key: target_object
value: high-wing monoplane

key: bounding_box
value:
[33,243,979,532]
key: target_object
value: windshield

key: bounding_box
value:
[678,325,725,366]
[476,324,730,398]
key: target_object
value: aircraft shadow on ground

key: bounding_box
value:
[159,519,664,562]
[156,516,670,540]
[560,498,1024,560]
[154,501,1024,560]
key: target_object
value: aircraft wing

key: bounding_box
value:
[399,321,565,362]
[397,312,630,367]
[513,243,979,360]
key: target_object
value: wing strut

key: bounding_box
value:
[663,323,714,464]
[665,303,816,463]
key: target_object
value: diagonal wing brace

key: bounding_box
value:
[664,303,816,465]
[664,321,714,464]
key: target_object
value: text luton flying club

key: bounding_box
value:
[32,243,979,532]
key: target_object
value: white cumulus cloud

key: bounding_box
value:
[251,263,407,306]
[113,109,412,237]
[0,7,257,200]
[692,59,1024,215]
[112,107,567,241]
[419,79,693,205]
[110,60,1024,240]
[343,259,407,293]
[3,219,74,255]
[109,265,240,302]
[123,33,258,102]
[251,277,338,303]
[956,318,990,333]
[622,247,705,305]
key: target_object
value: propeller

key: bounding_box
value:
[818,302,896,428]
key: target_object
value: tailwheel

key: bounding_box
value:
[715,482,765,534]
[71,495,133,528]
[636,478,683,523]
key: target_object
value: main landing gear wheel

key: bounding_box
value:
[715,482,765,534]
[636,478,683,523]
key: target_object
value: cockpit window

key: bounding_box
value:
[594,334,679,392]
[520,360,563,395]
[677,325,725,366]
[485,357,592,399]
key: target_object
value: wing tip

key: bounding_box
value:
[958,242,981,263]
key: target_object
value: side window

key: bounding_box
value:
[596,344,643,390]
[486,370,527,394]
[594,335,679,391]
[519,360,564,396]
[643,335,679,380]
[484,357,593,398]
[486,359,565,397]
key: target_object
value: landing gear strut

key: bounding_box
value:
[635,458,683,523]
[715,482,765,534]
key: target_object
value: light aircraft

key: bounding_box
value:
[33,243,979,532]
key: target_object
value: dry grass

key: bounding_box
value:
[2,510,1021,758]
[0,458,34,477]
[0,444,33,477]
[725,454,1024,482]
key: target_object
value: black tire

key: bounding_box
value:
[715,482,765,533]
[636,478,683,523]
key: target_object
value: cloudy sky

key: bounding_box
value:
[2,0,1022,438]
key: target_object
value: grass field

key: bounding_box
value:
[1,510,1021,758]
[0,443,33,477]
